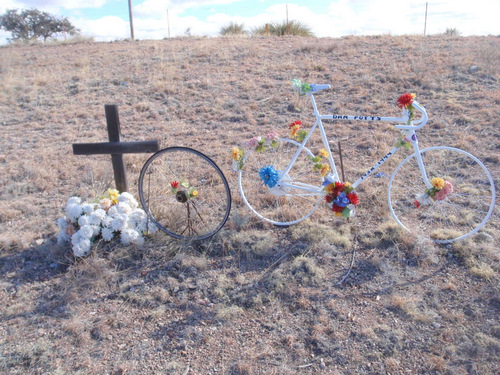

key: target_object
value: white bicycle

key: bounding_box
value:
[234,80,495,244]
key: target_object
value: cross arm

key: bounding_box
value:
[72,140,159,155]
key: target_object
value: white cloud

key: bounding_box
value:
[75,15,129,41]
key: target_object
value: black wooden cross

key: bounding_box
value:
[73,104,159,193]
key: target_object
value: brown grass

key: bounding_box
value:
[0,35,499,374]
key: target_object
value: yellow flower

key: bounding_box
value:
[231,147,241,161]
[431,177,445,190]
[320,164,330,177]
[319,149,329,158]
[191,190,198,198]
[334,212,343,217]
[106,188,119,204]
[344,182,351,187]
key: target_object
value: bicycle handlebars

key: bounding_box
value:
[303,82,429,131]
[395,101,428,131]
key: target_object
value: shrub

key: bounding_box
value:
[444,28,461,36]
[220,22,247,36]
[252,20,315,37]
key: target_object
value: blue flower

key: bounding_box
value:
[259,165,279,188]
[333,192,350,207]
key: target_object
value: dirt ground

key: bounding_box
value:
[0,34,499,374]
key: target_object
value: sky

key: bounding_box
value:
[1,0,499,44]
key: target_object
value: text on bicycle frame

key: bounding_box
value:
[331,115,382,121]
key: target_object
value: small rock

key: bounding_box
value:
[468,65,479,73]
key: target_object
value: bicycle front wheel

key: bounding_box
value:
[238,138,323,226]
[139,147,231,240]
[388,146,495,243]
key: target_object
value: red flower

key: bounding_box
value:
[288,120,302,129]
[325,195,333,203]
[170,180,179,189]
[346,192,359,206]
[331,205,344,213]
[332,181,345,196]
[413,200,420,209]
[397,93,415,109]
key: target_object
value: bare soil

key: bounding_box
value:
[0,35,499,374]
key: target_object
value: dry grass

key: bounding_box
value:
[0,35,499,374]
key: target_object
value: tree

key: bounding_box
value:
[0,8,80,42]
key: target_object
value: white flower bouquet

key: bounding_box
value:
[57,189,158,257]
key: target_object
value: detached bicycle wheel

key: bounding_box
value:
[139,147,231,240]
[238,138,323,226]
[388,146,495,243]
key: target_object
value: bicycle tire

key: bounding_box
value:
[238,138,323,226]
[138,147,231,240]
[388,146,495,243]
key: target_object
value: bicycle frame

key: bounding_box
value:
[279,89,433,194]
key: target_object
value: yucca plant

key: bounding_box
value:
[252,20,314,37]
[219,22,247,36]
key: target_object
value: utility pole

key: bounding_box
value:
[128,0,135,40]
[167,9,170,38]
[286,3,289,35]
[424,2,428,36]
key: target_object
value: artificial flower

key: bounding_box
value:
[259,165,279,188]
[58,191,158,257]
[266,131,279,143]
[324,181,359,219]
[333,192,350,207]
[106,188,120,204]
[397,93,416,109]
[431,177,445,190]
[319,149,329,158]
[433,180,454,201]
[320,164,330,177]
[99,198,112,211]
[346,192,360,206]
[245,136,260,149]
[289,123,301,137]
[231,147,242,161]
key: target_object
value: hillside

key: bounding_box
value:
[0,35,499,374]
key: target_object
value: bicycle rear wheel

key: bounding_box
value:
[388,146,495,243]
[238,138,323,226]
[139,147,231,240]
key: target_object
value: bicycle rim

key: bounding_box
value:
[139,147,231,240]
[238,138,323,226]
[388,146,495,243]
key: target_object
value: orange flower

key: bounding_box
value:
[289,124,301,137]
[320,164,330,177]
[325,183,336,194]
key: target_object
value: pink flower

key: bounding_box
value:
[266,132,279,143]
[245,137,259,149]
[434,180,454,201]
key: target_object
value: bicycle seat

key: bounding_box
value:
[309,84,331,93]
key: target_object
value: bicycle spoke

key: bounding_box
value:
[388,147,495,243]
